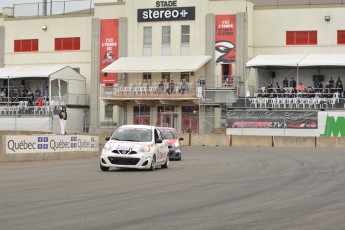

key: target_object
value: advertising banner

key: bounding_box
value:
[100,19,118,84]
[215,14,236,64]
[137,7,195,22]
[226,111,318,129]
[6,135,99,154]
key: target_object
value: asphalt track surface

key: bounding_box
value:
[1,146,345,230]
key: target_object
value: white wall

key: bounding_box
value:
[253,6,345,55]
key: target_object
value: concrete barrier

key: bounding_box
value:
[180,133,190,146]
[273,136,316,148]
[316,137,345,148]
[190,134,230,147]
[231,135,272,147]
[0,133,100,163]
[2,130,345,162]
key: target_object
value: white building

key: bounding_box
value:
[0,0,344,134]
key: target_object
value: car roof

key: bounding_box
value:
[157,127,177,131]
[119,125,155,129]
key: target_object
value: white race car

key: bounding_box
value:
[100,125,169,171]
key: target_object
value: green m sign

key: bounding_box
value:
[320,116,345,137]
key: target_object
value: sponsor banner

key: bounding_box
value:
[137,7,195,22]
[215,14,236,64]
[6,135,99,154]
[226,111,318,129]
[100,19,118,84]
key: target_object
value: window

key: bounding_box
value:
[162,26,171,45]
[286,31,317,45]
[162,73,170,83]
[72,67,80,73]
[143,27,152,46]
[143,73,151,81]
[105,104,113,119]
[181,25,190,45]
[55,37,80,51]
[133,106,150,125]
[14,39,38,52]
[180,72,190,82]
[337,30,345,44]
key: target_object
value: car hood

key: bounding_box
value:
[107,140,149,151]
[166,139,179,145]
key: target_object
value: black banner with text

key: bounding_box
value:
[226,111,318,129]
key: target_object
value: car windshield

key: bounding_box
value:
[112,128,152,142]
[161,130,176,139]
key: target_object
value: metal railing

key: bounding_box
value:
[50,93,89,106]
[100,83,197,99]
[255,0,345,7]
[13,0,93,17]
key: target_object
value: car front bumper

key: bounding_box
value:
[168,147,181,160]
[100,151,153,169]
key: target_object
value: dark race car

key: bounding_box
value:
[158,127,184,161]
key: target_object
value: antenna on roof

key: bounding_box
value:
[43,0,47,16]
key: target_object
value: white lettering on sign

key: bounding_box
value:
[138,7,194,22]
[142,9,188,20]
[5,135,99,154]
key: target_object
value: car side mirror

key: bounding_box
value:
[155,139,163,144]
[179,137,184,141]
[105,137,110,141]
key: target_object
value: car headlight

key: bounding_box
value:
[140,145,151,152]
[172,141,180,147]
[103,142,111,151]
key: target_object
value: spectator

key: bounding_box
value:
[336,77,342,86]
[35,86,41,98]
[297,82,305,92]
[179,80,189,94]
[42,85,49,99]
[166,80,175,94]
[59,107,67,135]
[329,77,334,88]
[289,77,296,89]
[37,97,43,106]
[335,81,343,97]
[157,81,164,94]
[282,77,289,88]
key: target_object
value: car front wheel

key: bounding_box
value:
[149,156,156,171]
[162,157,169,168]
[100,163,109,171]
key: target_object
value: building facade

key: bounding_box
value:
[0,0,344,133]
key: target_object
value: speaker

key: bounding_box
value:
[21,80,25,85]
[271,72,276,78]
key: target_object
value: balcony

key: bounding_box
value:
[100,82,199,101]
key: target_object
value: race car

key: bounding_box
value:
[100,125,169,171]
[158,127,184,161]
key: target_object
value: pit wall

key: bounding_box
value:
[179,134,345,148]
[0,131,99,162]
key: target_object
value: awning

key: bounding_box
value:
[298,54,345,66]
[246,54,345,68]
[0,66,79,79]
[246,54,307,67]
[0,67,22,79]
[102,55,212,73]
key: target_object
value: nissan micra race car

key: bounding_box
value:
[100,125,169,171]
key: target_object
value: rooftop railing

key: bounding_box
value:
[12,0,93,17]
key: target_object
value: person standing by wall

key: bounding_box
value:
[59,106,67,135]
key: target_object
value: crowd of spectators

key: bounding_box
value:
[257,76,344,99]
[0,85,49,106]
